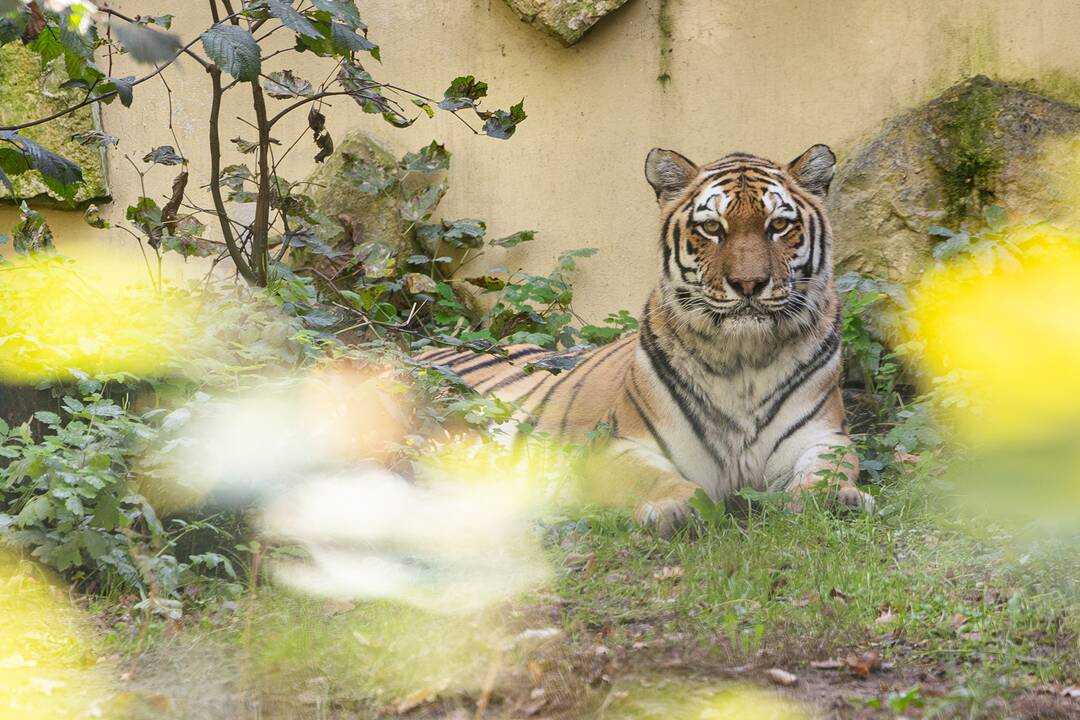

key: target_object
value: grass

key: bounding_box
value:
[86,456,1080,719]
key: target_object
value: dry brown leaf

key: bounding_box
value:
[950,613,969,632]
[654,566,684,581]
[766,668,799,686]
[876,607,898,625]
[845,650,882,677]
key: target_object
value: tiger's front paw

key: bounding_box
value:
[635,496,694,538]
[837,484,876,513]
[788,480,875,514]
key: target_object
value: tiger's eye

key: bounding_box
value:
[770,217,791,233]
[701,220,723,235]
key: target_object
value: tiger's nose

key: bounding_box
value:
[728,275,769,297]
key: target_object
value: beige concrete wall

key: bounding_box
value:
[6,0,1080,318]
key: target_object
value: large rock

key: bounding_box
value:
[829,76,1080,283]
[503,0,633,46]
[0,43,110,208]
[304,131,410,252]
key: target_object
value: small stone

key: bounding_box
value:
[766,668,799,686]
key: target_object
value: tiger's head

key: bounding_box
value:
[644,145,837,335]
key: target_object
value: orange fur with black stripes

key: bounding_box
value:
[418,145,872,535]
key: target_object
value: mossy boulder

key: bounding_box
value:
[829,76,1080,283]
[304,131,410,254]
[503,0,633,46]
[0,43,109,208]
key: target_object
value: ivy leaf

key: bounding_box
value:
[71,130,119,148]
[264,0,322,38]
[201,24,261,82]
[400,181,447,223]
[311,0,366,30]
[400,141,450,173]
[481,100,527,139]
[113,20,183,64]
[142,145,184,166]
[264,69,313,98]
[438,75,488,111]
[490,230,535,248]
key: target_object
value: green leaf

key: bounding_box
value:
[51,538,82,572]
[440,218,486,248]
[264,69,314,98]
[491,230,535,248]
[337,60,390,113]
[16,496,52,525]
[109,76,135,107]
[482,100,527,140]
[341,152,397,194]
[33,411,60,426]
[71,130,118,148]
[0,130,83,189]
[412,98,435,118]
[11,202,53,252]
[114,19,183,64]
[465,275,506,292]
[400,141,450,173]
[400,181,448,223]
[312,0,366,30]
[142,145,185,166]
[80,528,109,561]
[201,24,261,82]
[265,0,322,38]
[438,75,488,111]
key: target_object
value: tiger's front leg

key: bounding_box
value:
[582,438,702,537]
[786,439,875,512]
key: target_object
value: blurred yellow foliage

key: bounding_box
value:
[909,225,1080,445]
[0,253,196,383]
[0,553,112,720]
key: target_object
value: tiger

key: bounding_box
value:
[418,144,873,535]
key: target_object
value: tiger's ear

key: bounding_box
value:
[645,148,697,203]
[787,144,836,197]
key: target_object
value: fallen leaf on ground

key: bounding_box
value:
[845,650,882,677]
[654,566,684,580]
[766,668,799,686]
[876,607,898,625]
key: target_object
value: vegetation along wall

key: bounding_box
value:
[7,0,1080,319]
